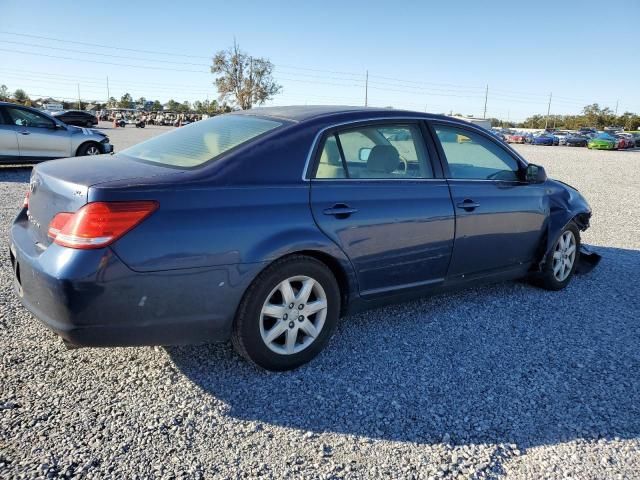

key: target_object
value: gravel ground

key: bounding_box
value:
[1,137,639,479]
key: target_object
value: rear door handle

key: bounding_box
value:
[323,204,358,218]
[456,199,480,211]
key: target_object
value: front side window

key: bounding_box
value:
[434,125,520,181]
[7,108,55,129]
[315,124,432,179]
[122,114,283,168]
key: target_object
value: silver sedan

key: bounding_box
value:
[0,102,113,163]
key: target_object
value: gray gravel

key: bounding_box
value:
[1,139,639,479]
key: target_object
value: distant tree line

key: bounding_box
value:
[3,82,638,130]
[492,104,640,130]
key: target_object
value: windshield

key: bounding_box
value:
[596,134,614,140]
[122,114,283,168]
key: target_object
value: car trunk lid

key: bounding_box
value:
[27,154,184,246]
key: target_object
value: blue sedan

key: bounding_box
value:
[9,106,597,370]
[530,133,556,146]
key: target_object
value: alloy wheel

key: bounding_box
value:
[86,146,100,155]
[259,275,328,355]
[552,230,576,282]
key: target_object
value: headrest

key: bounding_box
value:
[320,139,342,166]
[367,145,400,174]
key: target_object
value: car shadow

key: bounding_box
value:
[169,245,640,448]
[0,167,32,180]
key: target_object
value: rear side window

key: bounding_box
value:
[315,124,433,179]
[122,114,282,168]
[433,125,520,181]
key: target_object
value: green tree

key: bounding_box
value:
[151,100,162,111]
[106,97,117,108]
[166,99,181,112]
[179,100,191,113]
[13,89,29,104]
[118,93,133,108]
[582,104,615,129]
[0,84,9,101]
[211,40,281,110]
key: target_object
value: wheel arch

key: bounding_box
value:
[244,246,358,317]
[75,140,101,156]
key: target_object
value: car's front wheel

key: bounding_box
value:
[77,142,101,156]
[232,255,341,371]
[535,223,580,291]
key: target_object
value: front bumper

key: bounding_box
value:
[101,142,114,154]
[9,210,260,347]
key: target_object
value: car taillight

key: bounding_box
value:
[48,201,158,249]
[23,191,29,209]
[48,212,74,238]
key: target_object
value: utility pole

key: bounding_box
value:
[364,70,368,107]
[615,100,619,115]
[77,84,81,110]
[483,84,488,119]
[106,76,110,105]
[545,92,552,129]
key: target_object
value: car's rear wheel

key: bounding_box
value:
[231,255,340,371]
[85,120,94,127]
[77,142,101,156]
[535,223,580,291]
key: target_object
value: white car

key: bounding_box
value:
[0,102,113,163]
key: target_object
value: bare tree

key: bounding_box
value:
[211,41,281,110]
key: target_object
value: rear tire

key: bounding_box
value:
[533,222,580,291]
[231,255,341,371]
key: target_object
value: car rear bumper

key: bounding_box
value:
[9,211,262,347]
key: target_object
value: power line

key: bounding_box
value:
[0,30,212,59]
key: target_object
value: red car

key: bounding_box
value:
[506,133,526,144]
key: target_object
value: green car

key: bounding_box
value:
[587,133,617,150]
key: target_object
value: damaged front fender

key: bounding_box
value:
[536,179,601,274]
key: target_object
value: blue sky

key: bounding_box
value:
[1,0,638,121]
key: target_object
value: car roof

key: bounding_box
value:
[231,105,453,123]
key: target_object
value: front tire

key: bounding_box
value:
[231,255,341,371]
[77,142,101,156]
[535,223,580,291]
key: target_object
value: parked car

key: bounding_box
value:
[530,133,555,145]
[587,133,617,150]
[629,132,640,147]
[578,127,597,137]
[505,132,526,143]
[487,129,506,142]
[51,110,99,128]
[9,106,597,371]
[616,133,636,149]
[565,134,589,147]
[553,131,570,145]
[0,102,113,163]
[613,135,630,149]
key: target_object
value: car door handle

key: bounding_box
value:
[456,199,480,211]
[323,204,358,218]
[18,130,30,135]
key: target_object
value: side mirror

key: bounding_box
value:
[358,147,371,162]
[525,163,547,183]
[54,123,67,130]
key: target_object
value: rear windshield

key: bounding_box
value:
[122,114,283,168]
